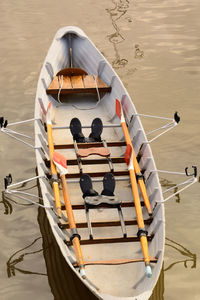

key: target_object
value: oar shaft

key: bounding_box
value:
[120,121,151,276]
[128,162,151,269]
[60,175,85,269]
[129,169,144,227]
[47,123,62,216]
[121,122,152,215]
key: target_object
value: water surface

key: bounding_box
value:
[0,1,200,299]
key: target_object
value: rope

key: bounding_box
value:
[57,75,63,103]
[72,75,101,110]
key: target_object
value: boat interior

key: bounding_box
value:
[35,30,165,298]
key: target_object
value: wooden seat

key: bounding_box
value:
[46,68,112,95]
[78,147,110,158]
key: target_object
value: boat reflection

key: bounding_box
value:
[164,238,196,271]
[6,236,46,278]
[106,0,129,68]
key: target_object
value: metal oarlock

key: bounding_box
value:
[4,174,12,189]
[185,166,197,178]
[155,166,198,203]
[0,117,8,128]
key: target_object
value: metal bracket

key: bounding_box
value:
[0,117,8,128]
[4,174,12,189]
[185,166,197,178]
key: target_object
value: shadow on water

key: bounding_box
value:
[160,178,180,203]
[6,237,47,278]
[1,182,39,215]
[106,0,129,68]
[164,238,197,271]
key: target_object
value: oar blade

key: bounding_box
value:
[115,99,121,120]
[53,151,68,175]
[124,144,132,166]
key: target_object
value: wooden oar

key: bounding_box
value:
[116,99,152,278]
[116,99,152,215]
[46,102,62,217]
[53,151,86,278]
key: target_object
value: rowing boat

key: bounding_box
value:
[34,26,165,300]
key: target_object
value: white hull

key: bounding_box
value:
[34,26,165,300]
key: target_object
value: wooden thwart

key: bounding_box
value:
[46,74,111,95]
[54,141,126,150]
[59,217,153,229]
[73,256,157,267]
[66,157,125,166]
[65,170,129,179]
[61,201,145,210]
[65,234,154,246]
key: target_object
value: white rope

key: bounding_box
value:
[156,177,197,203]
[5,189,53,209]
[72,75,101,110]
[57,75,63,103]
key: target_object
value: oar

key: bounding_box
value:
[53,151,86,278]
[116,99,152,278]
[46,102,62,217]
[116,99,152,215]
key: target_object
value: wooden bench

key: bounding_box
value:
[46,68,111,95]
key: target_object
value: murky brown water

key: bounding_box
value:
[0,1,200,299]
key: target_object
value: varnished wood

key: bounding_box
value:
[46,74,111,95]
[54,141,126,150]
[65,170,129,179]
[56,67,88,76]
[58,217,153,229]
[73,256,157,267]
[61,201,145,210]
[71,75,85,89]
[78,147,110,158]
[66,157,125,165]
[65,234,154,246]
